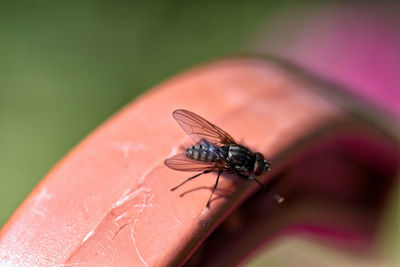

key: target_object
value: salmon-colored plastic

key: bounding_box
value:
[0,57,397,266]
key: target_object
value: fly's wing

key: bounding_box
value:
[173,109,236,145]
[164,153,226,172]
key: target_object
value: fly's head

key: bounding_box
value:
[253,152,271,176]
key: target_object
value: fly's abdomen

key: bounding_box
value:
[185,142,219,162]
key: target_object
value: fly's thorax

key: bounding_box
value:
[227,144,254,172]
[185,142,218,162]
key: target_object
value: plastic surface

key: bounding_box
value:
[1,57,396,266]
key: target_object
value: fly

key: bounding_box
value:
[164,109,283,208]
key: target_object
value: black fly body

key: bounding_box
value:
[165,109,282,208]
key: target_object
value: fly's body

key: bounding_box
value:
[185,141,259,175]
[165,109,281,208]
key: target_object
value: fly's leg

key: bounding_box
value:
[253,177,265,189]
[206,170,222,208]
[170,170,210,191]
[237,173,264,188]
[240,173,284,203]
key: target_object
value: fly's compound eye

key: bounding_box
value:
[254,152,266,176]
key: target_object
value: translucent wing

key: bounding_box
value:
[173,109,236,145]
[164,153,226,172]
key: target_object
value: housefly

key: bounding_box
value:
[165,109,282,208]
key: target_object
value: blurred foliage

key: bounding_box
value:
[0,1,304,226]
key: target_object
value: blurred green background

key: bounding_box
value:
[0,1,312,227]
